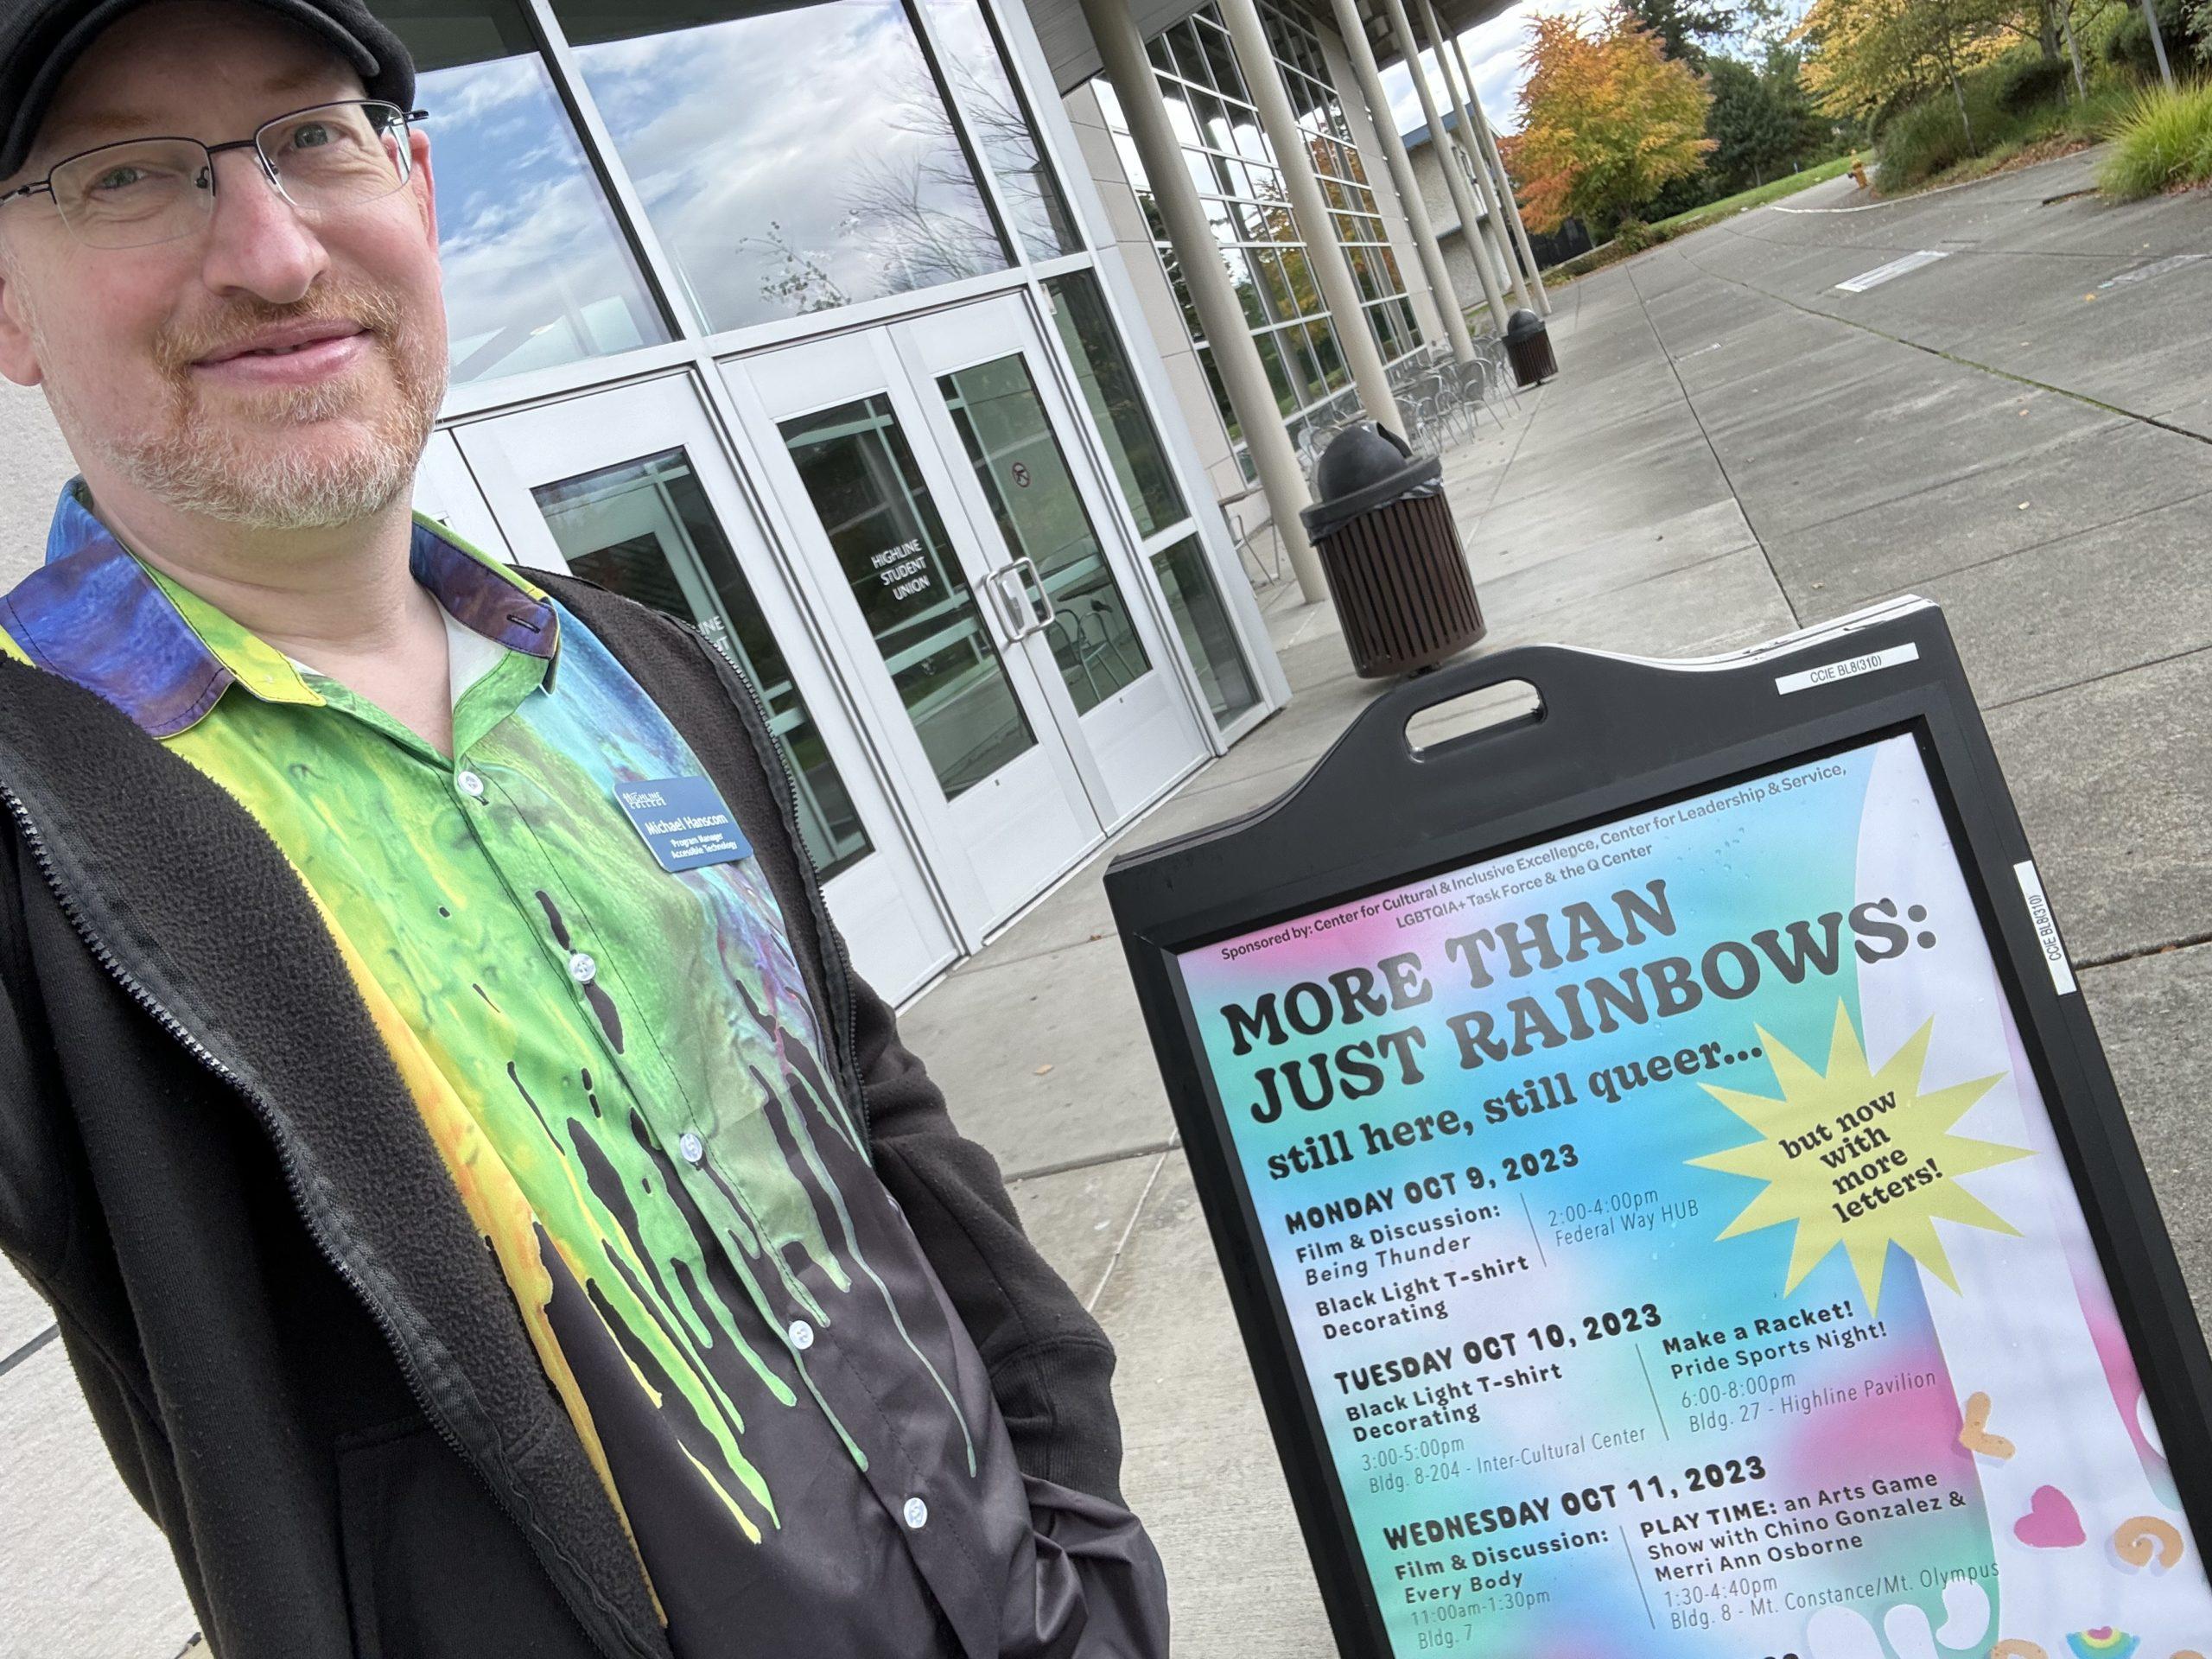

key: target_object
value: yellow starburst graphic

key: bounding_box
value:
[1688,1001,2031,1312]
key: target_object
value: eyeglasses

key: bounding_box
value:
[0,100,428,251]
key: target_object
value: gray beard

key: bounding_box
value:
[30,293,448,532]
[94,341,447,531]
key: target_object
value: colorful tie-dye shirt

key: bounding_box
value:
[3,480,1039,1659]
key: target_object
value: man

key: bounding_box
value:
[0,3,1168,1656]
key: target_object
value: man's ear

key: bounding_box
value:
[0,238,45,390]
[409,128,438,252]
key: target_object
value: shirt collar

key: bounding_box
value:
[2,477,561,739]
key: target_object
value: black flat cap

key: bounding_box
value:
[0,0,416,181]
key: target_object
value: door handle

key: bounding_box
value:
[988,558,1054,641]
[985,564,1026,636]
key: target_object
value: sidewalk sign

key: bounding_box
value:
[1104,599,2212,1658]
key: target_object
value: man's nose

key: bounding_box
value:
[194,143,329,305]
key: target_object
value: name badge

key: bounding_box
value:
[613,775,752,873]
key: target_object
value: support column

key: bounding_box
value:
[1418,0,1528,312]
[1325,0,1478,365]
[1377,0,1509,333]
[1080,0,1327,601]
[1445,23,1550,315]
[1217,0,1402,434]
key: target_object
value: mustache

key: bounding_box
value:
[155,285,406,380]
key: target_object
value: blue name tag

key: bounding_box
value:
[613,775,752,873]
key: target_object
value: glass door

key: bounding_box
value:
[727,330,1109,940]
[893,293,1211,820]
[451,375,960,999]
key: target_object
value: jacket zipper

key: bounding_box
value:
[0,780,635,1659]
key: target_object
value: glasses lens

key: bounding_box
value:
[50,139,211,250]
[260,103,410,213]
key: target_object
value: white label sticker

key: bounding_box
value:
[2014,859,2077,994]
[1775,640,1920,695]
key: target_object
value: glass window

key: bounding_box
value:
[1198,351,1243,445]
[1150,534,1258,724]
[939,356,1152,715]
[551,0,1008,334]
[1277,246,1318,316]
[779,397,1036,798]
[1189,87,1233,154]
[1284,324,1328,404]
[1108,0,1428,475]
[915,0,1080,262]
[380,0,667,385]
[530,449,872,878]
[1045,271,1188,538]
[1249,246,1290,323]
[1167,22,1212,89]
[1309,318,1348,390]
[1217,246,1265,327]
[1196,17,1244,98]
[1252,330,1296,413]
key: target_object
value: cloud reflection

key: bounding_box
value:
[568,2,1008,333]
[422,54,666,384]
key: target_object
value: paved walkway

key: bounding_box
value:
[2,147,2207,1655]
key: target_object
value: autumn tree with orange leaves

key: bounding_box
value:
[1501,10,1715,237]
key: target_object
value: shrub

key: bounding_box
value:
[1998,54,2075,115]
[2098,80,2212,196]
[1613,217,1656,252]
[1876,84,2009,189]
[2063,82,2146,143]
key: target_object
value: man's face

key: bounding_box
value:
[0,0,447,531]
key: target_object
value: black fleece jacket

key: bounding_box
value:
[0,569,1125,1659]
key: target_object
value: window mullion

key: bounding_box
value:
[900,0,1021,267]
[518,0,706,338]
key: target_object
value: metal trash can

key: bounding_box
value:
[1504,308,1557,387]
[1299,423,1484,679]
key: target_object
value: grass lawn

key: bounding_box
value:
[1649,153,1866,235]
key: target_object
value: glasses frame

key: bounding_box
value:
[0,99,431,247]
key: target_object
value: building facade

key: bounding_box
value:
[0,0,1525,1005]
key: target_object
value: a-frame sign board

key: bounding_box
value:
[1106,599,2212,1659]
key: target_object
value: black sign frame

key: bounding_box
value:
[1103,598,2212,1657]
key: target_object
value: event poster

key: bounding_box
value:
[1174,735,2211,1657]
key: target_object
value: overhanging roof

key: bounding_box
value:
[1026,0,1518,95]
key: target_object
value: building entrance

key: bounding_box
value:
[453,377,965,997]
[726,291,1211,944]
[449,294,1212,998]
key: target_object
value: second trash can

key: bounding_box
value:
[1504,308,1558,387]
[1299,423,1484,679]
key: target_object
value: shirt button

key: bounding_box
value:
[455,769,486,799]
[677,1131,704,1166]
[903,1497,928,1530]
[567,951,598,984]
[787,1319,815,1352]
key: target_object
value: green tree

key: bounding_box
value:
[1707,58,1799,187]
[1762,44,1839,154]
[1624,0,1739,60]
[1796,0,2011,128]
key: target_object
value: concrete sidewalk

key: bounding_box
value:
[908,146,2212,1655]
[3,148,2207,1655]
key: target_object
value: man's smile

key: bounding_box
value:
[191,317,372,387]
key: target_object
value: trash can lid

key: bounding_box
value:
[1506,308,1545,340]
[1298,422,1442,542]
